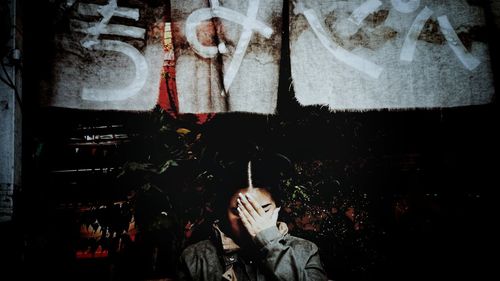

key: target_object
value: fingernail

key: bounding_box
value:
[237,198,241,204]
[241,193,248,201]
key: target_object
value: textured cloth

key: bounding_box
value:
[41,1,165,111]
[290,0,494,110]
[170,0,283,114]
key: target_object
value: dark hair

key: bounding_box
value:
[212,153,292,220]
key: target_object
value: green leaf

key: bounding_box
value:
[158,160,178,174]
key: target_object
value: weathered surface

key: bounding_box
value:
[40,0,165,111]
[290,0,494,110]
[171,0,283,114]
[490,0,500,30]
[1,0,21,223]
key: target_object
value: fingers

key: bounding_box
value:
[238,193,261,218]
[237,201,256,224]
[271,207,280,222]
[237,206,255,236]
[245,193,266,216]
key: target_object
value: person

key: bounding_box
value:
[177,157,327,280]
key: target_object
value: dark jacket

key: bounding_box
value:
[177,222,327,281]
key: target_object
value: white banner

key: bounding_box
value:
[40,0,165,111]
[290,0,494,110]
[171,0,283,114]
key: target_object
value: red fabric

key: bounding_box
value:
[157,17,212,124]
[157,62,177,114]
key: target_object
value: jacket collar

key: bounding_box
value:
[213,224,241,254]
[212,222,289,281]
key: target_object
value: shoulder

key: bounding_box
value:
[284,235,320,252]
[180,239,219,261]
[179,240,224,278]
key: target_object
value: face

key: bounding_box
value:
[226,187,277,241]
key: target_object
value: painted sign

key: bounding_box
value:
[41,0,165,110]
[41,0,495,113]
[171,0,283,114]
[290,0,494,110]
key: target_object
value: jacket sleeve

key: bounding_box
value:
[176,254,193,281]
[253,226,328,281]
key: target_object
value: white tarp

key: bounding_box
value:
[171,0,283,114]
[40,0,165,111]
[290,0,494,110]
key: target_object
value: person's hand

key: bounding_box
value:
[237,192,280,238]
